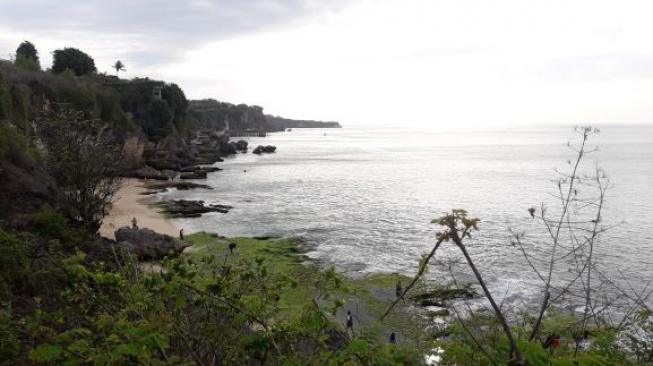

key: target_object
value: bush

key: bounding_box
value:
[14,55,41,72]
[0,71,12,121]
[0,123,33,165]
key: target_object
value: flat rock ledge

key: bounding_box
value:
[156,199,233,218]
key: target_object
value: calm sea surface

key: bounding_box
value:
[165,125,653,305]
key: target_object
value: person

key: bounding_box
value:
[131,217,138,229]
[179,228,184,241]
[395,281,403,298]
[346,310,353,334]
[389,332,396,344]
[228,242,237,254]
[543,334,561,354]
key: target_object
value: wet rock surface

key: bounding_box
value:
[156,199,233,218]
[253,145,276,154]
[411,285,476,307]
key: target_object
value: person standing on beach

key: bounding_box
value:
[131,217,138,229]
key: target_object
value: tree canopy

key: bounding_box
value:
[16,41,39,63]
[113,60,126,75]
[14,41,41,71]
[52,47,96,76]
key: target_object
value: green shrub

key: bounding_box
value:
[0,123,33,164]
[33,205,78,243]
[14,55,41,72]
[0,72,12,121]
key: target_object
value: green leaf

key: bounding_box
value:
[30,343,62,362]
[112,343,139,357]
[348,339,369,354]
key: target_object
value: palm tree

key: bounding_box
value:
[113,60,126,76]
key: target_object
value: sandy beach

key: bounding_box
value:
[99,179,180,240]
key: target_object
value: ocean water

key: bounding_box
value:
[164,125,653,305]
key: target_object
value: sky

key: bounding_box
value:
[1,0,652,126]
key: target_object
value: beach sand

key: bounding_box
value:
[99,179,180,240]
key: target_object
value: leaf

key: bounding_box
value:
[348,339,369,354]
[30,343,62,362]
[112,343,139,357]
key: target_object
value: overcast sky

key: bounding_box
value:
[1,0,652,126]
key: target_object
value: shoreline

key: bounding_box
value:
[100,179,182,240]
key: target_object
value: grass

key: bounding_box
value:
[183,232,432,348]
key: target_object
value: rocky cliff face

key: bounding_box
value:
[121,134,147,170]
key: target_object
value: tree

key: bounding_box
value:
[16,41,39,63]
[15,41,41,71]
[52,47,96,76]
[147,99,174,140]
[112,60,126,76]
[38,108,122,228]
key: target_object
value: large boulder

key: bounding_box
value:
[235,140,248,152]
[253,145,276,154]
[156,200,233,218]
[114,227,190,259]
[218,141,237,155]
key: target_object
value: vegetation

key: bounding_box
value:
[52,47,97,76]
[14,41,41,71]
[1,39,651,364]
[112,60,126,76]
[38,109,123,228]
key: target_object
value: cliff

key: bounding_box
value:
[264,115,341,131]
[187,98,342,133]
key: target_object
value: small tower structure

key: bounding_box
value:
[152,85,162,99]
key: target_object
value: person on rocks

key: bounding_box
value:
[131,217,138,229]
[389,332,397,344]
[346,311,354,335]
[543,334,561,354]
[179,228,184,241]
[395,281,403,298]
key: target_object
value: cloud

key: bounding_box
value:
[2,0,653,125]
[0,0,348,67]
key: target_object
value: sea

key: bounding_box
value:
[163,125,653,308]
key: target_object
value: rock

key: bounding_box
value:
[144,182,213,191]
[125,166,168,180]
[180,171,207,179]
[146,159,180,171]
[193,153,224,165]
[219,141,237,155]
[157,199,233,218]
[114,227,190,259]
[179,165,222,173]
[253,145,276,154]
[411,285,476,307]
[420,299,445,307]
[411,286,476,302]
[425,307,450,317]
[235,140,248,152]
